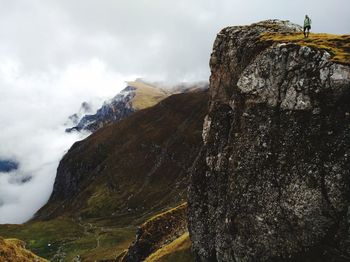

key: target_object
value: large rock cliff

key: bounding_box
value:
[188,20,350,261]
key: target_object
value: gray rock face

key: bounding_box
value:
[188,20,350,261]
[66,86,136,133]
[66,102,93,127]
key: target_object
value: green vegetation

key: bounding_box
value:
[70,226,134,261]
[0,204,190,261]
[0,218,84,260]
[0,203,191,261]
[0,218,135,261]
[145,232,193,262]
[0,236,47,262]
[84,184,116,218]
[260,32,350,65]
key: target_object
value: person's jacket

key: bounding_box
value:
[304,17,312,27]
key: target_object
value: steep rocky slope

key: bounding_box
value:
[66,80,169,133]
[37,89,207,221]
[188,20,350,261]
[0,237,47,262]
[121,203,189,262]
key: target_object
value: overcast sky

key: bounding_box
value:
[0,0,349,224]
[1,0,349,81]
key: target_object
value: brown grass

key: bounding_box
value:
[0,237,47,262]
[127,81,169,110]
[120,203,189,261]
[260,32,350,65]
[138,202,188,251]
[145,232,192,262]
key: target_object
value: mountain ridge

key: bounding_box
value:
[36,89,208,221]
[66,80,208,134]
[66,80,170,133]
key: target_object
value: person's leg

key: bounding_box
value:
[307,26,310,38]
[303,27,307,38]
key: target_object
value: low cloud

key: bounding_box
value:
[0,59,135,223]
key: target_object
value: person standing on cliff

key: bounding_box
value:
[304,15,312,38]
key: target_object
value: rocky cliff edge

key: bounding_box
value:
[188,20,350,262]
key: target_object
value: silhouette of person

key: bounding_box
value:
[304,15,312,38]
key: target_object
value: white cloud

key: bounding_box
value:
[0,59,135,223]
[1,0,348,80]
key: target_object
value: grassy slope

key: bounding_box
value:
[127,81,169,110]
[0,218,85,260]
[0,90,207,261]
[119,203,191,262]
[0,218,137,261]
[145,232,193,262]
[0,237,47,262]
[120,203,188,261]
[260,32,350,65]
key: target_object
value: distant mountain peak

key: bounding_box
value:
[65,80,208,134]
[65,81,168,133]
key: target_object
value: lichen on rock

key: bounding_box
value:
[188,20,350,262]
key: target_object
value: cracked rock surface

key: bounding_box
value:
[188,20,350,262]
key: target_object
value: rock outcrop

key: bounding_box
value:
[121,203,188,262]
[188,20,350,261]
[0,237,47,262]
[65,101,93,128]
